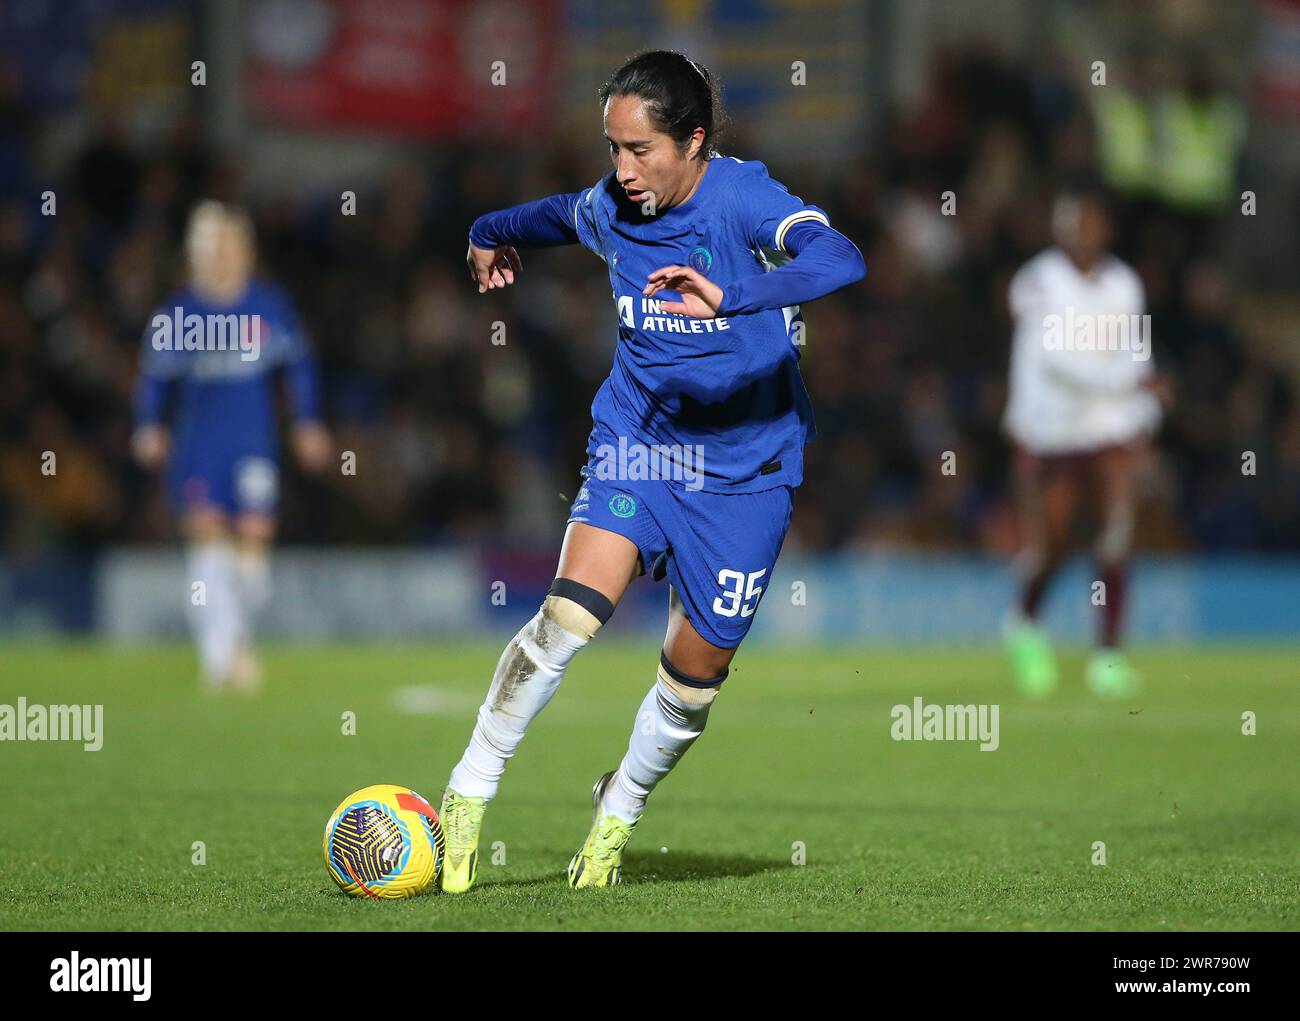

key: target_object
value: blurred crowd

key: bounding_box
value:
[2,46,1298,557]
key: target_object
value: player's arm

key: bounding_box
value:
[644,172,864,318]
[643,220,864,317]
[466,191,588,292]
[715,220,865,315]
[131,314,178,469]
[1041,339,1153,395]
[273,295,331,473]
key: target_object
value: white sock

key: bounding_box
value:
[185,541,244,683]
[448,600,593,801]
[235,546,271,626]
[601,673,714,824]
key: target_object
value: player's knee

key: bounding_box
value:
[542,577,616,641]
[185,509,230,543]
[235,513,275,545]
[1014,545,1047,578]
[657,651,725,707]
[1096,504,1135,564]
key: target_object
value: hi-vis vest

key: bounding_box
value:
[1094,86,1153,195]
[1154,91,1245,211]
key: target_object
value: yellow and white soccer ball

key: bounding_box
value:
[323,784,445,898]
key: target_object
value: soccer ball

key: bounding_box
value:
[323,784,445,898]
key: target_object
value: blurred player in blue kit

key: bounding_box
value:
[132,201,331,691]
[442,52,866,889]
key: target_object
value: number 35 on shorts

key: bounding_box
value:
[712,568,767,619]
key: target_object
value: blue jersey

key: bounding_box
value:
[134,278,322,460]
[572,156,832,493]
[471,155,861,645]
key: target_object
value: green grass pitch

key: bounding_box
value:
[0,641,1296,931]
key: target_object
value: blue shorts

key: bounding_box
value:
[567,465,794,649]
[168,443,280,517]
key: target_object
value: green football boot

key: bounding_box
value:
[1085,648,1141,700]
[567,770,636,889]
[1002,611,1058,698]
[438,788,486,894]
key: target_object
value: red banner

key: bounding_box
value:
[1256,0,1300,118]
[245,0,563,137]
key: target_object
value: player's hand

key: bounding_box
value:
[1142,374,1174,408]
[292,421,332,474]
[131,425,170,470]
[643,265,724,318]
[467,242,523,293]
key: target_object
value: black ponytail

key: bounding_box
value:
[598,50,727,160]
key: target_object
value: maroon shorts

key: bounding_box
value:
[1014,442,1138,487]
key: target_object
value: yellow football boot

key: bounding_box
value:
[438,788,486,894]
[567,770,637,888]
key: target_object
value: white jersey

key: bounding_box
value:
[1003,246,1160,454]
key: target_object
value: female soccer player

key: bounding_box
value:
[1001,185,1166,699]
[133,201,331,691]
[443,51,865,890]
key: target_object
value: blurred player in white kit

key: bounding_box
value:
[1001,185,1167,699]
